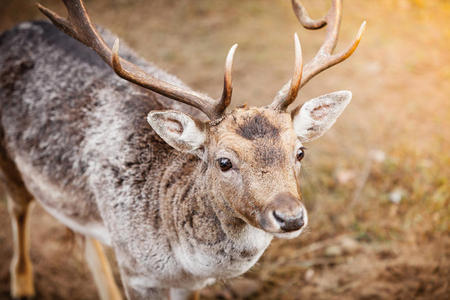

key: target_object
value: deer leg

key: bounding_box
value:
[84,237,123,300]
[191,291,200,300]
[7,195,35,299]
[170,288,199,300]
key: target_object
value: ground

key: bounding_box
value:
[0,0,449,299]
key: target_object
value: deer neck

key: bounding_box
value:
[163,157,272,279]
[169,158,244,238]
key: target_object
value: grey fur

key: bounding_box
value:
[0,21,276,299]
[1,15,357,298]
[0,15,354,299]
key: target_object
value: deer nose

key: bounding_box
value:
[273,210,304,232]
[261,192,306,233]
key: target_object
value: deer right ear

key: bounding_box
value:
[292,91,352,142]
[147,110,206,154]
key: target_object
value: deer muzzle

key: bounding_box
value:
[259,192,307,234]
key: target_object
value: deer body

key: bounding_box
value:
[1,1,365,299]
[0,20,272,295]
[1,21,273,298]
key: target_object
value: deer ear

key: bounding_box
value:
[147,110,206,154]
[292,91,352,142]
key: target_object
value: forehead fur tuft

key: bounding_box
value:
[235,114,279,141]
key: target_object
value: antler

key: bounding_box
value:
[270,0,366,111]
[37,0,236,120]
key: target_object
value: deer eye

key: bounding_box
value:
[218,157,232,172]
[296,147,305,162]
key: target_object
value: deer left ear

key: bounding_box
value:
[292,91,352,142]
[147,110,206,154]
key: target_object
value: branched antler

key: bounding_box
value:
[271,0,366,111]
[38,0,237,120]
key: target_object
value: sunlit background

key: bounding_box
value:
[0,0,449,299]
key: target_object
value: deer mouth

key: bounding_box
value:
[271,211,308,239]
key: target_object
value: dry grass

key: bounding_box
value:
[0,0,449,299]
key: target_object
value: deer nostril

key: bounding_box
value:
[272,210,304,232]
[273,210,286,224]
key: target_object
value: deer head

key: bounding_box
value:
[147,90,352,238]
[39,0,365,238]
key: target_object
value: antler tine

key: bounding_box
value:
[316,0,342,54]
[271,34,303,111]
[38,0,111,63]
[218,44,238,113]
[38,0,234,121]
[271,0,366,111]
[303,20,366,86]
[291,0,327,29]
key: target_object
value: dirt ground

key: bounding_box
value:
[0,0,449,299]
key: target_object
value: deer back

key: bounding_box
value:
[0,21,196,241]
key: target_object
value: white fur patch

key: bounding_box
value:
[173,225,272,280]
[18,22,44,34]
[18,22,32,30]
[293,91,352,142]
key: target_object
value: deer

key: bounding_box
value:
[0,0,365,299]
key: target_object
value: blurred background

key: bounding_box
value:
[0,0,449,299]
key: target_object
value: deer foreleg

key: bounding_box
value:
[84,237,123,300]
[7,196,35,299]
[170,288,199,300]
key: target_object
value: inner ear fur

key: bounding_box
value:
[147,110,207,154]
[291,90,352,142]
